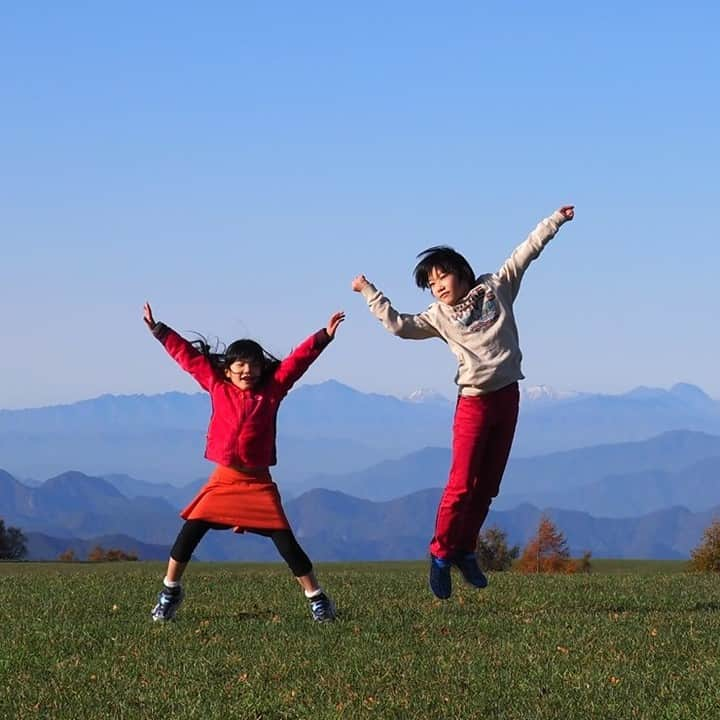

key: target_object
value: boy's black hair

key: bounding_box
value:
[191,336,281,385]
[413,246,476,290]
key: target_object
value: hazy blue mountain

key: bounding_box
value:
[514,383,720,455]
[24,532,171,561]
[73,429,720,521]
[1,470,180,544]
[290,430,720,510]
[0,467,34,514]
[488,503,712,560]
[288,490,717,560]
[0,428,210,488]
[277,380,453,451]
[501,429,720,495]
[7,468,717,561]
[0,392,209,432]
[497,456,720,517]
[298,447,450,501]
[0,380,453,451]
[102,474,205,509]
[0,428,391,489]
[2,380,719,493]
[2,384,417,487]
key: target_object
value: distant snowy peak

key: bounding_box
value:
[405,385,579,405]
[520,384,581,403]
[404,389,452,405]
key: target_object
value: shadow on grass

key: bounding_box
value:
[690,601,720,612]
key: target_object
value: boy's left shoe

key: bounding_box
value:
[429,555,452,599]
[453,553,488,589]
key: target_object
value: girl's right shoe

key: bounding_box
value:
[151,586,185,622]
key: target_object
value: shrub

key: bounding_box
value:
[690,518,720,572]
[515,515,579,574]
[0,519,27,560]
[476,525,519,571]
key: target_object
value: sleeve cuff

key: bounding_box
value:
[315,328,332,347]
[360,283,379,302]
[152,322,169,341]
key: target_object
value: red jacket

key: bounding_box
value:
[153,323,331,468]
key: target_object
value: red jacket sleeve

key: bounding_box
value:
[152,323,218,392]
[273,329,331,396]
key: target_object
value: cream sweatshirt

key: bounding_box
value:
[360,210,569,396]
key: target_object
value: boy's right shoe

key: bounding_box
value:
[453,552,488,589]
[151,586,185,622]
[308,592,336,622]
[429,555,452,600]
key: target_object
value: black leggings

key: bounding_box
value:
[170,519,313,577]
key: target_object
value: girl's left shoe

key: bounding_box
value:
[309,592,336,622]
[151,586,185,622]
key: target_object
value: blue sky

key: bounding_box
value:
[2,2,718,408]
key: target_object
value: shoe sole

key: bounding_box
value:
[453,564,488,589]
[429,585,451,600]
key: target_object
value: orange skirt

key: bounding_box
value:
[180,465,290,533]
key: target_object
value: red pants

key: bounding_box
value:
[429,382,519,560]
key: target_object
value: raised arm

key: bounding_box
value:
[352,275,439,340]
[495,206,575,299]
[143,302,217,391]
[273,311,345,395]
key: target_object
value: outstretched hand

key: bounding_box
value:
[351,274,370,292]
[326,311,346,339]
[143,302,157,331]
[558,205,575,221]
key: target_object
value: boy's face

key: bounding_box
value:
[225,359,262,390]
[427,267,469,306]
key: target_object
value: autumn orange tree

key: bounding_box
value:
[515,514,579,574]
[87,545,139,562]
[87,545,106,562]
[690,518,720,572]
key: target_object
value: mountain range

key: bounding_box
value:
[2,380,719,488]
[3,463,718,562]
[2,381,720,562]
[280,429,720,513]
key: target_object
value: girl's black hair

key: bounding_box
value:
[191,336,281,385]
[413,245,476,290]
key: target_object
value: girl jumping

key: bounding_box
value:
[143,302,344,622]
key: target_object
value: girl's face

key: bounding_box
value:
[225,359,262,390]
[427,267,469,306]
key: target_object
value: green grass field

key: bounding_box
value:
[1,561,718,719]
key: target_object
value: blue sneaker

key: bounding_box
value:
[453,553,488,589]
[151,586,185,622]
[429,555,452,599]
[309,592,336,622]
